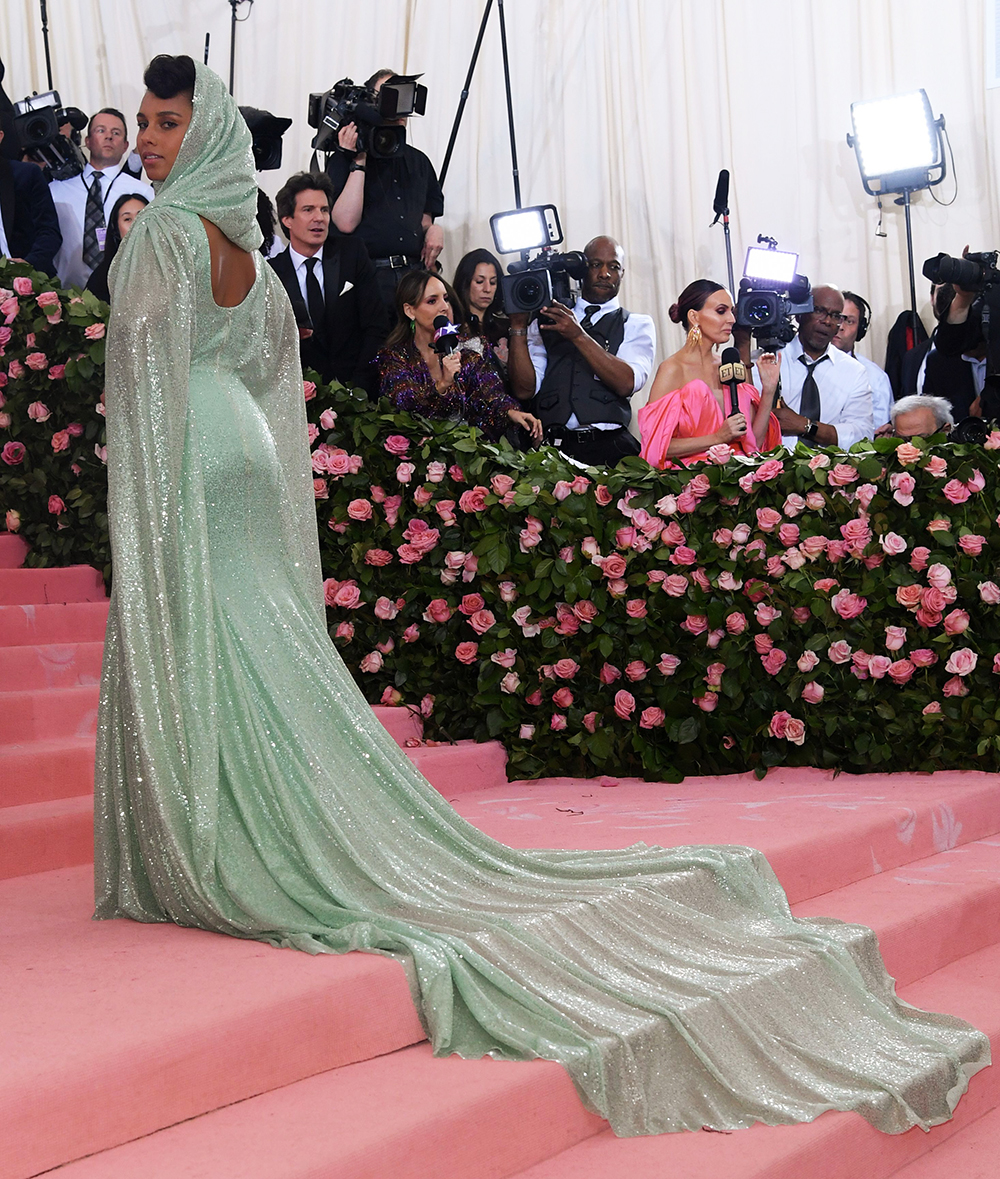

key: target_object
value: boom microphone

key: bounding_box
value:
[711,169,729,225]
[719,346,746,417]
[432,315,460,356]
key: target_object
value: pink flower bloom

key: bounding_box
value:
[959,534,986,556]
[27,400,52,422]
[302,380,317,401]
[52,431,72,454]
[613,690,635,720]
[889,471,916,506]
[694,692,719,712]
[455,641,479,665]
[488,648,517,669]
[525,690,543,707]
[601,553,628,579]
[624,660,648,682]
[853,650,872,673]
[831,588,867,620]
[25,351,48,371]
[657,653,681,676]
[318,408,337,431]
[519,723,536,739]
[412,486,432,507]
[828,640,852,664]
[943,609,971,636]
[398,624,419,645]
[808,453,831,471]
[380,687,403,706]
[769,711,790,738]
[5,509,20,532]
[448,464,465,482]
[895,442,922,465]
[725,611,747,635]
[778,523,800,547]
[799,534,827,561]
[888,659,915,686]
[359,651,383,673]
[615,525,636,550]
[549,712,567,732]
[458,486,489,512]
[927,563,952,589]
[801,680,824,704]
[467,609,495,635]
[805,491,826,510]
[498,672,520,694]
[333,582,362,609]
[600,663,621,684]
[707,443,732,464]
[908,546,930,572]
[595,484,613,506]
[458,593,485,616]
[384,434,410,455]
[785,718,806,745]
[792,606,811,624]
[7,358,24,379]
[639,706,666,728]
[13,276,33,295]
[395,461,416,483]
[828,463,858,486]
[910,648,937,668]
[967,469,986,492]
[884,625,907,651]
[915,607,943,629]
[943,675,969,697]
[797,650,820,673]
[552,687,574,709]
[347,498,373,521]
[761,648,787,675]
[705,662,726,688]
[753,458,783,482]
[925,455,948,478]
[868,655,892,679]
[987,431,1000,449]
[373,596,399,621]
[856,483,878,510]
[422,598,453,624]
[571,600,597,624]
[1,440,25,465]
[680,614,708,635]
[756,507,783,532]
[83,321,106,341]
[47,494,66,515]
[880,532,907,556]
[895,584,922,610]
[662,574,689,597]
[364,549,393,567]
[979,581,1000,604]
[625,599,647,619]
[926,518,951,533]
[550,658,578,681]
[755,603,781,625]
[923,701,943,714]
[497,581,518,604]
[553,480,574,501]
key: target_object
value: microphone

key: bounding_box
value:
[432,314,460,356]
[718,346,746,417]
[711,169,729,225]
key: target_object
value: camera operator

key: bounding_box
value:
[506,235,656,467]
[0,128,61,275]
[888,395,954,439]
[327,69,443,317]
[933,250,1000,420]
[834,291,893,432]
[48,108,153,290]
[769,284,873,449]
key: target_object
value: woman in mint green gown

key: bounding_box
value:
[94,57,989,1138]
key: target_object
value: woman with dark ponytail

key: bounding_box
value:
[639,279,781,467]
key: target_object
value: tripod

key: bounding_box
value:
[438,0,522,209]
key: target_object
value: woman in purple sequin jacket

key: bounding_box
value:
[375,270,542,444]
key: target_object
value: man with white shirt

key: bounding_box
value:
[507,236,656,466]
[772,285,873,450]
[834,291,893,431]
[269,171,386,394]
[48,108,154,290]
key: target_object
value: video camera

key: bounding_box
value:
[922,251,1000,293]
[308,74,426,160]
[735,238,813,351]
[13,90,87,180]
[489,204,588,314]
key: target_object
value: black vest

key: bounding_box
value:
[535,307,631,428]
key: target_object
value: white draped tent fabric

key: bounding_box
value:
[3,0,999,396]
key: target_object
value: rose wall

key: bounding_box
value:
[4,259,1000,782]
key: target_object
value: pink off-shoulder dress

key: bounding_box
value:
[638,379,782,468]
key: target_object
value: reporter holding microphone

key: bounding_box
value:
[638,279,781,468]
[376,270,542,443]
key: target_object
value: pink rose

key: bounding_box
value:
[613,690,635,720]
[694,692,719,712]
[755,603,781,625]
[364,549,393,566]
[828,640,853,664]
[797,650,820,672]
[778,523,800,547]
[600,663,621,684]
[868,655,892,679]
[422,599,453,624]
[657,654,681,676]
[25,351,48,371]
[458,593,485,615]
[384,434,410,455]
[47,494,66,515]
[943,609,971,636]
[333,583,362,609]
[319,408,337,431]
[5,509,20,532]
[601,553,628,580]
[707,443,733,464]
[359,651,383,673]
[792,606,811,624]
[639,706,666,729]
[927,563,952,589]
[13,276,33,295]
[424,461,446,483]
[549,658,579,681]
[373,596,399,621]
[519,723,535,739]
[896,584,922,610]
[915,607,943,629]
[888,659,915,686]
[910,648,938,668]
[491,648,518,669]
[890,472,916,506]
[808,453,831,471]
[910,546,931,572]
[27,400,52,422]
[884,626,907,651]
[7,359,24,379]
[805,491,826,510]
[448,464,465,482]
[921,587,947,613]
[704,662,726,688]
[895,442,922,465]
[625,599,647,619]
[756,507,783,532]
[1,440,26,464]
[413,486,433,507]
[784,718,806,746]
[490,472,515,495]
[828,463,858,486]
[967,469,986,492]
[525,690,543,707]
[754,634,773,657]
[799,535,827,561]
[458,486,489,512]
[468,609,496,635]
[83,321,106,341]
[455,642,479,665]
[926,518,951,533]
[395,461,416,483]
[380,687,403,706]
[549,712,568,732]
[680,614,708,635]
[550,687,573,709]
[754,458,784,482]
[831,589,867,620]
[725,611,747,635]
[302,380,316,401]
[925,455,948,478]
[347,498,372,521]
[761,648,787,675]
[595,484,613,506]
[923,701,943,714]
[769,711,790,738]
[624,660,648,682]
[959,534,986,556]
[571,600,597,624]
[662,574,689,597]
[943,676,969,698]
[880,532,907,556]
[498,672,520,694]
[402,624,420,644]
[801,681,824,704]
[553,480,574,501]
[979,581,1000,604]
[856,483,878,510]
[496,581,518,604]
[943,480,971,506]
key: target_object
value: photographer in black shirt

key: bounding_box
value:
[327,69,444,318]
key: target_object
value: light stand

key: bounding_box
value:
[439,0,522,209]
[228,0,253,97]
[38,0,54,90]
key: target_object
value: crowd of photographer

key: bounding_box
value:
[1,57,994,469]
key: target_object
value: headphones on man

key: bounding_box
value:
[842,291,871,342]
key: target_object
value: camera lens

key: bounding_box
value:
[515,276,545,305]
[371,127,400,157]
[25,116,50,143]
[746,297,772,325]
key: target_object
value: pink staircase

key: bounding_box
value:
[2,539,1000,1179]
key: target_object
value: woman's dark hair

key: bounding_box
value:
[451,249,506,334]
[84,192,149,303]
[669,279,727,330]
[384,270,461,352]
[256,189,277,256]
[143,54,196,100]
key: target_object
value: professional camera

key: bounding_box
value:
[735,237,813,351]
[922,251,1000,293]
[308,74,426,160]
[488,204,588,314]
[13,90,87,180]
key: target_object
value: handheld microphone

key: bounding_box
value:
[711,169,730,225]
[432,315,460,356]
[719,346,746,417]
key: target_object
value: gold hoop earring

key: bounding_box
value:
[687,323,702,345]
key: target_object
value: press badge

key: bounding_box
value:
[96,227,107,251]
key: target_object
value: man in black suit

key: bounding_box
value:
[0,130,62,276]
[269,171,386,394]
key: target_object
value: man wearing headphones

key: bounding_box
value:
[834,291,893,432]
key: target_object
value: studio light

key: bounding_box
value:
[743,246,798,287]
[490,204,562,255]
[848,90,945,196]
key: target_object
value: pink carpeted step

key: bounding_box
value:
[0,794,93,880]
[452,771,1000,905]
[0,600,108,646]
[40,943,1000,1179]
[406,738,509,797]
[372,703,423,747]
[0,564,107,605]
[0,532,29,567]
[0,684,100,744]
[509,943,1000,1179]
[889,1104,1000,1178]
[0,639,104,689]
[1,865,426,1179]
[0,737,95,809]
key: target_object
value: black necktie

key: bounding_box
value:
[304,256,325,338]
[798,353,828,420]
[580,304,601,334]
[82,171,105,269]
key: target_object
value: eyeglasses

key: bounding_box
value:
[586,260,623,274]
[812,305,846,325]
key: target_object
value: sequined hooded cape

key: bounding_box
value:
[93,62,990,1137]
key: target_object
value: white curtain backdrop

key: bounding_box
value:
[3,0,999,401]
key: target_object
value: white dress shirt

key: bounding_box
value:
[49,161,154,290]
[854,353,893,429]
[289,243,325,304]
[0,212,9,259]
[770,335,874,450]
[526,294,656,428]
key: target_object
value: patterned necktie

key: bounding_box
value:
[798,353,829,420]
[580,304,602,334]
[82,172,105,269]
[304,257,326,339]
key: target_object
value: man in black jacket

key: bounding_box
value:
[269,171,386,394]
[934,277,1000,420]
[0,130,62,276]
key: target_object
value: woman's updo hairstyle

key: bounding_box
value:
[668,279,727,330]
[143,54,196,100]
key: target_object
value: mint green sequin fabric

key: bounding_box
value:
[94,63,989,1137]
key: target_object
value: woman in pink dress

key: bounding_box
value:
[639,279,782,468]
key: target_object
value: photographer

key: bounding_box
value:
[506,235,655,467]
[326,69,443,317]
[0,128,61,275]
[933,250,1000,420]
